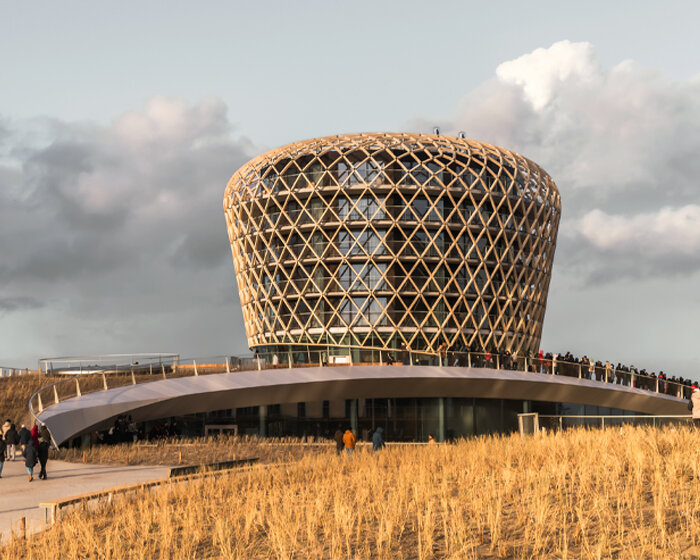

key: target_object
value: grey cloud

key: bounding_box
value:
[0,296,43,313]
[0,97,256,363]
[438,41,700,283]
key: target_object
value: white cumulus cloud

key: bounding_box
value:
[496,40,599,110]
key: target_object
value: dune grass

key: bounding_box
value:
[0,374,58,428]
[4,425,700,559]
[58,435,330,466]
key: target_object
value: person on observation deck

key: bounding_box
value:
[437,342,447,365]
[691,384,700,427]
[400,342,410,366]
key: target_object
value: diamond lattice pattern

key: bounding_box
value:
[224,133,561,355]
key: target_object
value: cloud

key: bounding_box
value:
[444,40,700,281]
[495,40,599,110]
[0,97,256,362]
[0,296,43,313]
[568,205,700,280]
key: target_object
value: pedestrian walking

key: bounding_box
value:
[30,423,40,449]
[333,427,344,454]
[0,418,17,461]
[18,424,30,452]
[372,426,385,451]
[38,424,51,479]
[4,422,17,461]
[23,440,38,482]
[1,418,10,442]
[342,429,356,455]
[0,437,5,478]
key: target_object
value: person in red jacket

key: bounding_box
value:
[30,424,40,449]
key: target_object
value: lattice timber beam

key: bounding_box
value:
[224,133,561,357]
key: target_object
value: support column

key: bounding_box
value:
[438,397,445,442]
[350,399,358,436]
[80,433,91,449]
[259,405,267,438]
[523,400,531,413]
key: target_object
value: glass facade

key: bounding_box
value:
[167,398,642,441]
[225,133,561,358]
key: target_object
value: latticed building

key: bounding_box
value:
[224,133,560,362]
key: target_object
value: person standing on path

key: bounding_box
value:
[342,429,356,455]
[372,426,385,451]
[0,437,5,478]
[333,427,344,454]
[18,424,30,453]
[38,425,51,480]
[1,419,10,454]
[4,422,17,461]
[23,440,38,482]
[30,424,40,449]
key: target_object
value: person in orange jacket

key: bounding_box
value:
[342,429,356,455]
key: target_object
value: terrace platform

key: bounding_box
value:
[37,365,687,445]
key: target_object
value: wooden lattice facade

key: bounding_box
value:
[224,133,560,356]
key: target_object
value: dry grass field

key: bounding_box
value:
[4,425,700,559]
[0,374,58,428]
[59,435,330,466]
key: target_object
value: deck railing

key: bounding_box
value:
[29,346,691,441]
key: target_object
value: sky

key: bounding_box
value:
[1,1,700,376]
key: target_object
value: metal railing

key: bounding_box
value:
[37,353,180,376]
[0,366,33,377]
[539,414,693,430]
[28,345,692,440]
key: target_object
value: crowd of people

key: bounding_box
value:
[332,426,441,453]
[1,418,51,481]
[390,345,699,399]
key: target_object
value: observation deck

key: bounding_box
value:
[32,351,688,445]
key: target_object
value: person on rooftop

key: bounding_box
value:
[691,384,700,427]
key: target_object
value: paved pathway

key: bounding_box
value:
[0,456,171,542]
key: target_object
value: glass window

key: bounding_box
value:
[308,162,323,186]
[426,161,442,187]
[365,297,388,325]
[356,160,380,182]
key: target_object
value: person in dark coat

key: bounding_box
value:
[23,440,38,482]
[4,423,18,461]
[38,425,51,479]
[372,426,385,451]
[0,438,5,477]
[333,427,344,454]
[18,424,31,452]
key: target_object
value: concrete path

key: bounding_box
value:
[0,456,171,543]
